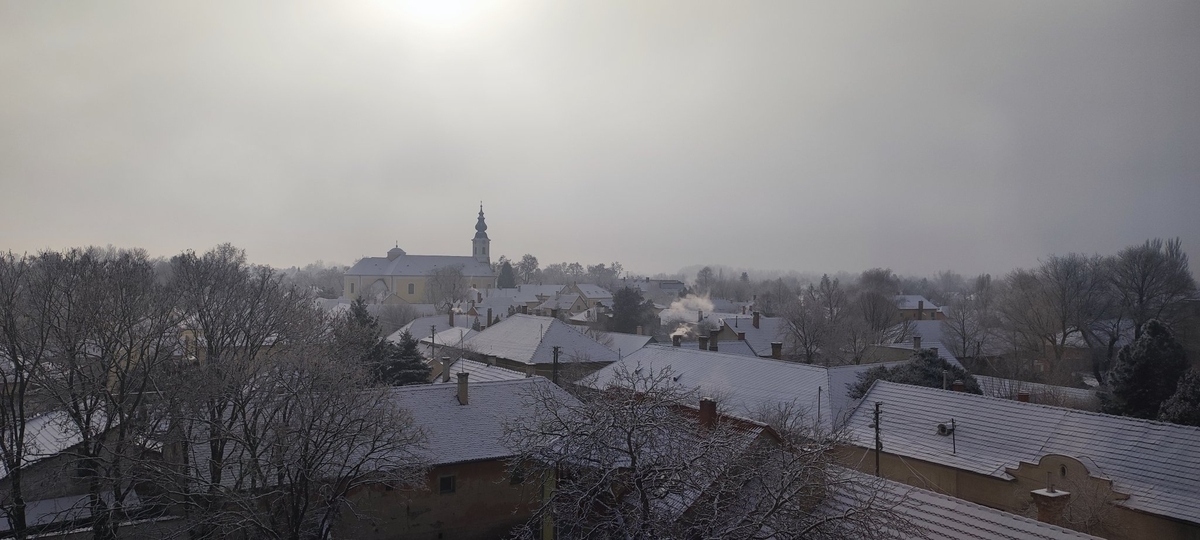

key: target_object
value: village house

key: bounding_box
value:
[337,377,576,540]
[841,381,1200,540]
[460,314,620,380]
[895,294,944,321]
[344,207,497,304]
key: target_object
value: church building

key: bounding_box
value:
[345,207,497,304]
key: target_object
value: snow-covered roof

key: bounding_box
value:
[490,285,567,299]
[589,331,654,356]
[822,469,1102,540]
[462,314,619,365]
[0,411,112,480]
[389,314,478,342]
[586,346,886,430]
[974,375,1099,410]
[572,284,613,300]
[895,294,938,310]
[432,358,525,384]
[882,341,964,369]
[845,381,1200,526]
[386,378,577,465]
[347,254,495,278]
[670,340,758,358]
[720,315,793,357]
[534,293,582,312]
[419,327,478,348]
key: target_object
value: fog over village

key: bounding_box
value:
[2,2,1199,540]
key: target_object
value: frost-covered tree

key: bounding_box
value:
[505,364,918,540]
[1101,319,1189,419]
[850,349,982,399]
[1159,369,1200,427]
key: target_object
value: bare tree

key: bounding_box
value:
[424,265,468,312]
[1109,238,1196,339]
[941,274,997,360]
[0,253,54,538]
[516,255,540,285]
[505,364,917,539]
[162,350,425,540]
[28,248,182,540]
[168,244,321,538]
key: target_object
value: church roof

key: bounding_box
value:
[347,254,495,278]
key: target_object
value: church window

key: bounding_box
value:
[408,283,415,295]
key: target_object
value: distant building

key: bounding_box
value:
[345,207,497,304]
[895,294,944,320]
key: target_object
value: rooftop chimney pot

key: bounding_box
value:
[672,334,682,347]
[770,341,782,360]
[699,397,717,428]
[918,300,925,320]
[752,311,761,329]
[709,329,719,352]
[457,372,469,405]
[1031,488,1071,527]
[913,335,922,350]
[737,331,746,341]
[698,335,709,351]
[952,379,965,392]
[441,356,452,383]
[1017,391,1031,403]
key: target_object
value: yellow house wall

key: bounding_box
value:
[335,460,538,540]
[346,275,496,304]
[838,447,1200,540]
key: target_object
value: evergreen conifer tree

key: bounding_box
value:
[1102,319,1189,419]
[850,349,982,398]
[498,261,516,288]
[375,331,430,386]
[1158,369,1200,426]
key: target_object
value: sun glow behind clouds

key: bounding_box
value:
[367,0,498,31]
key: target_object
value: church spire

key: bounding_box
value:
[472,204,490,264]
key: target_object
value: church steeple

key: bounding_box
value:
[472,204,490,264]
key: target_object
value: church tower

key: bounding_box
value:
[472,205,490,265]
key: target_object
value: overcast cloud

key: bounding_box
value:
[2,0,1197,277]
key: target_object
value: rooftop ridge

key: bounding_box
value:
[867,380,1200,433]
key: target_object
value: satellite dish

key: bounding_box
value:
[937,423,955,436]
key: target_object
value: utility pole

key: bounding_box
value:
[552,346,561,385]
[431,324,438,359]
[873,401,882,477]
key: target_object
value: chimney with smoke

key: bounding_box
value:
[697,310,703,323]
[672,334,682,347]
[709,329,719,352]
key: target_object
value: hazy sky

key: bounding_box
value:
[2,1,1197,278]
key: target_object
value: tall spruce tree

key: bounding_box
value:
[1158,369,1200,427]
[376,331,430,386]
[498,261,516,289]
[1102,319,1189,419]
[609,287,654,334]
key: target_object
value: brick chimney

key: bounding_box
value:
[698,335,709,351]
[672,334,682,347]
[752,311,760,329]
[709,329,719,352]
[457,372,469,405]
[918,300,924,320]
[952,379,965,392]
[1031,487,1071,527]
[1017,391,1031,403]
[699,397,717,429]
[913,335,922,350]
[449,310,455,327]
[770,342,782,360]
[551,308,559,320]
[441,356,452,383]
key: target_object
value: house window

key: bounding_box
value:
[439,475,456,494]
[350,283,355,294]
[408,283,415,295]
